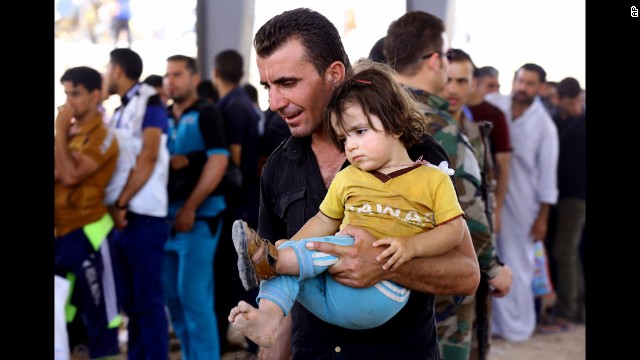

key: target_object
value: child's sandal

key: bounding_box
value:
[232,220,278,290]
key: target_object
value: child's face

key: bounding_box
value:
[333,103,404,172]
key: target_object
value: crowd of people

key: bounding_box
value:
[54,7,585,360]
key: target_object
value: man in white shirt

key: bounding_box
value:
[485,63,559,342]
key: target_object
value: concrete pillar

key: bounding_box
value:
[196,0,256,81]
[406,0,456,40]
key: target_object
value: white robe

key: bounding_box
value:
[485,93,559,341]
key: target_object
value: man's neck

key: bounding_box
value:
[118,79,137,98]
[449,109,462,125]
[172,93,199,118]
[558,110,576,121]
[310,127,345,190]
[310,127,337,151]
[217,81,237,99]
[396,74,434,94]
[75,110,99,128]
[511,100,531,121]
[467,92,483,106]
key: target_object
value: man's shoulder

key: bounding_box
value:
[427,110,457,134]
[223,90,258,117]
[473,100,506,119]
[408,133,450,166]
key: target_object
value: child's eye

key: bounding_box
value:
[356,128,367,135]
[339,137,346,143]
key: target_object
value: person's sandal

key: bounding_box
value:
[232,220,278,290]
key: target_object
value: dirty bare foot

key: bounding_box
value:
[228,300,284,348]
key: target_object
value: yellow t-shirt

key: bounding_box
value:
[320,164,463,240]
[55,114,119,237]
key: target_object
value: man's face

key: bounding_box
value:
[165,60,196,103]
[512,69,542,105]
[257,38,335,138]
[104,61,118,96]
[477,76,500,97]
[62,81,96,119]
[559,95,583,118]
[444,59,475,115]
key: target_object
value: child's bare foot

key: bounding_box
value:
[228,300,283,348]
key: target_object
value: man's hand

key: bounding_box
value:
[109,207,128,231]
[488,264,512,298]
[174,206,195,233]
[55,103,75,134]
[306,224,383,288]
[170,154,190,170]
[531,215,548,241]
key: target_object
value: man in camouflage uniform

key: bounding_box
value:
[442,48,514,359]
[385,13,512,359]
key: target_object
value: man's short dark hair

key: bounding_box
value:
[368,37,387,64]
[474,66,499,79]
[214,49,243,84]
[197,80,219,103]
[243,83,259,103]
[449,48,476,72]
[385,11,445,75]
[167,54,199,75]
[110,48,143,80]
[517,63,547,84]
[557,77,581,99]
[143,74,163,88]
[60,66,102,92]
[254,8,351,76]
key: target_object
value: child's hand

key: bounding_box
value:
[372,236,414,271]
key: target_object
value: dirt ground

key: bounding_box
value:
[218,323,586,360]
[490,323,586,360]
[217,323,586,360]
[72,319,585,360]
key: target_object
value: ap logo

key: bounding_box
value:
[632,6,639,17]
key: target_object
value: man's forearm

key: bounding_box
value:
[183,155,227,212]
[385,225,479,295]
[494,153,510,210]
[117,151,156,206]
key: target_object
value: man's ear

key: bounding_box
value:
[325,61,346,88]
[112,64,123,79]
[91,88,102,106]
[426,53,442,72]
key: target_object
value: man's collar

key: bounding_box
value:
[121,83,142,106]
[403,85,450,111]
[74,113,104,134]
[282,135,310,164]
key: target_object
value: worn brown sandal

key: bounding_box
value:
[232,220,278,290]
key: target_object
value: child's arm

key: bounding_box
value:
[373,215,466,271]
[290,211,342,241]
